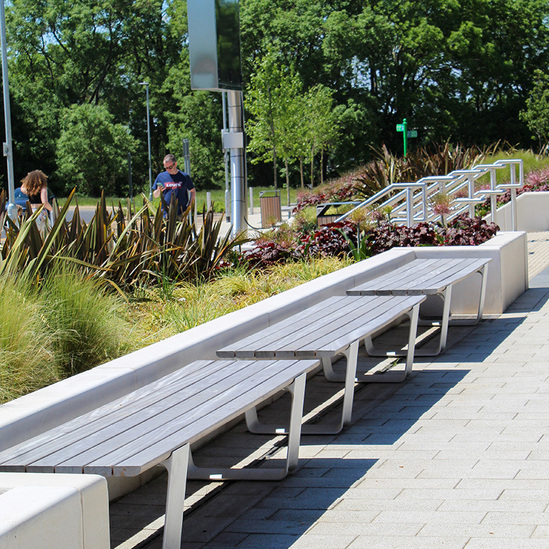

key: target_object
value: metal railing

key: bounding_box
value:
[335,159,524,230]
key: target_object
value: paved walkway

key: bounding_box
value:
[110,232,549,549]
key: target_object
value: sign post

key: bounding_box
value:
[396,118,408,157]
[396,119,418,157]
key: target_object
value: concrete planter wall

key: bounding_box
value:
[484,191,549,232]
[0,473,109,549]
[413,231,528,315]
[0,230,528,500]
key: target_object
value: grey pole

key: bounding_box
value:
[139,82,152,200]
[182,138,191,175]
[0,0,16,217]
[227,90,246,236]
[222,92,231,222]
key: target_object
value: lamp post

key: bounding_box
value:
[0,0,16,218]
[139,82,152,200]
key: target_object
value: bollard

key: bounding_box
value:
[6,202,17,221]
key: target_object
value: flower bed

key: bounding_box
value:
[242,214,499,268]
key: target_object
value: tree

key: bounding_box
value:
[246,49,303,189]
[303,85,340,186]
[5,0,184,192]
[276,69,304,205]
[56,104,137,196]
[520,70,549,149]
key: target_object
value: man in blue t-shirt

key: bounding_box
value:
[152,153,196,217]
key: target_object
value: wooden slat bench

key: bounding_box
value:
[347,257,491,355]
[0,357,319,549]
[217,294,426,434]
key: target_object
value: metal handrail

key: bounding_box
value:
[335,158,524,230]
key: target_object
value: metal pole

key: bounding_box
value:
[406,187,413,227]
[403,118,408,157]
[509,163,517,232]
[0,0,15,216]
[468,174,475,219]
[227,90,246,236]
[489,168,497,227]
[222,92,231,222]
[139,82,152,200]
[182,138,191,175]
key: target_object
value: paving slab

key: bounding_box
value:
[107,231,549,549]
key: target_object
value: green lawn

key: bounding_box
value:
[57,186,301,212]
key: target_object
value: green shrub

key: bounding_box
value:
[40,266,131,376]
[0,276,59,403]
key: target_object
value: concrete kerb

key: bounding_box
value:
[0,473,110,549]
[485,191,549,232]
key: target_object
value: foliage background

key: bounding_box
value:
[1,0,549,197]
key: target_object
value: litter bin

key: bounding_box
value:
[260,190,281,228]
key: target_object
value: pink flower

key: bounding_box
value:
[433,203,451,215]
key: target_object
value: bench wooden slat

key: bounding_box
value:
[251,296,395,358]
[27,361,273,473]
[0,360,230,468]
[361,258,441,291]
[347,257,492,356]
[270,296,416,356]
[0,359,318,476]
[302,296,423,356]
[349,258,489,295]
[402,258,487,293]
[87,359,319,476]
[218,295,353,356]
[375,258,465,293]
[218,295,420,359]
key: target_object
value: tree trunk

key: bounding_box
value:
[285,158,291,207]
[310,146,315,188]
[272,148,278,189]
[320,149,324,186]
[299,157,304,189]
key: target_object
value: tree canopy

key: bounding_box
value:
[1,0,548,196]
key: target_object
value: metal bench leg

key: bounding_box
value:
[417,265,489,354]
[286,372,306,472]
[404,303,420,377]
[160,444,190,549]
[189,373,306,481]
[320,355,342,382]
[248,344,358,436]
[338,340,359,428]
[438,286,451,353]
[476,264,489,324]
[412,287,452,357]
[360,305,421,381]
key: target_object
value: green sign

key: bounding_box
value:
[396,124,405,132]
[407,130,418,138]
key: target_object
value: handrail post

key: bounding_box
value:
[489,167,497,226]
[509,162,517,231]
[468,174,475,219]
[405,187,413,226]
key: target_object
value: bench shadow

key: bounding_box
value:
[506,286,549,313]
[110,366,466,549]
[181,367,469,548]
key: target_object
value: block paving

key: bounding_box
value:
[110,231,549,549]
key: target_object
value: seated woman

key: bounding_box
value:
[20,170,53,234]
